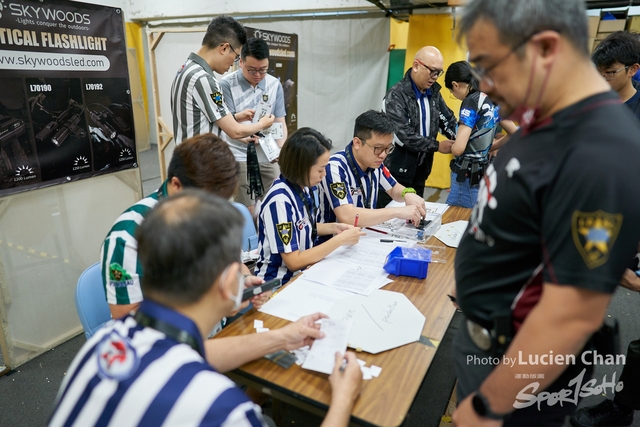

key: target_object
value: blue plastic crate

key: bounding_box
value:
[384,246,432,279]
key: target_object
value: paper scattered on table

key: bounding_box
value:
[385,200,450,216]
[370,365,382,377]
[357,359,366,367]
[434,220,469,248]
[254,320,263,329]
[302,259,391,296]
[302,319,352,375]
[256,327,270,333]
[259,279,351,322]
[291,345,310,365]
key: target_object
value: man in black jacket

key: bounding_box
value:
[378,46,457,207]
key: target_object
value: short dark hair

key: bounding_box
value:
[458,0,590,58]
[241,37,270,61]
[168,133,239,199]
[353,110,396,141]
[137,190,243,306]
[445,61,480,93]
[202,15,247,50]
[592,31,640,69]
[279,128,332,187]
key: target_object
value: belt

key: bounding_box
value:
[466,319,492,351]
[466,317,512,356]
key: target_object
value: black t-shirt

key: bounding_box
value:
[455,92,640,329]
[625,89,640,120]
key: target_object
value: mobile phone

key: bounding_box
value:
[242,278,282,302]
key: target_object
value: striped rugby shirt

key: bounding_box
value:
[255,177,316,284]
[48,300,266,427]
[219,70,286,162]
[100,182,168,306]
[171,53,230,144]
[318,143,397,225]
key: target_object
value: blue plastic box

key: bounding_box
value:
[383,246,432,279]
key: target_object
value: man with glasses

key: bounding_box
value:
[451,1,640,427]
[591,31,640,120]
[171,16,274,145]
[317,110,426,240]
[378,46,457,208]
[220,37,288,214]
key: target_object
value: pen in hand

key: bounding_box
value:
[354,214,359,228]
[339,358,348,373]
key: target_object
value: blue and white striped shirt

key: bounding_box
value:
[318,143,397,225]
[255,177,315,284]
[48,300,266,427]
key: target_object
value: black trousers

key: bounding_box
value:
[454,318,593,427]
[377,150,431,208]
[615,338,640,409]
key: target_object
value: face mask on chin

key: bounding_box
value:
[221,265,245,311]
[506,53,554,133]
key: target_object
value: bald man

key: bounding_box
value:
[378,46,457,207]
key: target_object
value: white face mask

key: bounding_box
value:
[231,272,244,311]
[220,265,245,311]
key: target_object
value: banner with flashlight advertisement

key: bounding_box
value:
[0,0,136,196]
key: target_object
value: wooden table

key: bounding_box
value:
[216,206,471,427]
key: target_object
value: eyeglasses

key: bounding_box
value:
[246,67,268,76]
[469,34,534,89]
[224,43,240,63]
[415,59,444,79]
[600,66,629,81]
[361,138,394,156]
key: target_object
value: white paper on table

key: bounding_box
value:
[323,239,394,270]
[303,259,390,296]
[385,200,450,216]
[253,320,263,329]
[258,278,350,322]
[302,318,352,375]
[434,220,469,248]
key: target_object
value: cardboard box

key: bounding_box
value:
[588,16,600,38]
[588,37,596,53]
[596,31,615,41]
[598,10,627,33]
[628,16,640,33]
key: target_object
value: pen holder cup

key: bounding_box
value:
[383,247,432,279]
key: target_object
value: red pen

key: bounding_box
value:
[354,214,359,227]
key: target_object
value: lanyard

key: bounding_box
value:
[285,179,317,243]
[134,310,203,357]
[344,147,374,209]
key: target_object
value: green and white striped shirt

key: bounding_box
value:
[170,52,230,144]
[100,181,168,305]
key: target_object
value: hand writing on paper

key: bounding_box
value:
[329,351,363,404]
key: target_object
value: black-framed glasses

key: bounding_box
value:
[600,66,629,81]
[469,34,534,89]
[415,59,444,79]
[224,43,240,63]
[246,67,268,76]
[361,138,394,156]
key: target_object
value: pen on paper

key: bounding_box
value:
[339,358,347,372]
[380,239,407,243]
[354,214,359,227]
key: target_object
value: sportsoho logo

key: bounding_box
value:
[253,29,291,44]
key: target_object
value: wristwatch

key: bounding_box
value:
[401,187,417,198]
[472,391,505,420]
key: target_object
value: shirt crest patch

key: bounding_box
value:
[571,210,623,269]
[277,222,293,245]
[210,91,224,106]
[96,330,140,381]
[330,182,347,200]
[109,263,134,288]
[262,94,269,102]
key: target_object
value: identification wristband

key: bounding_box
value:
[401,187,417,198]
